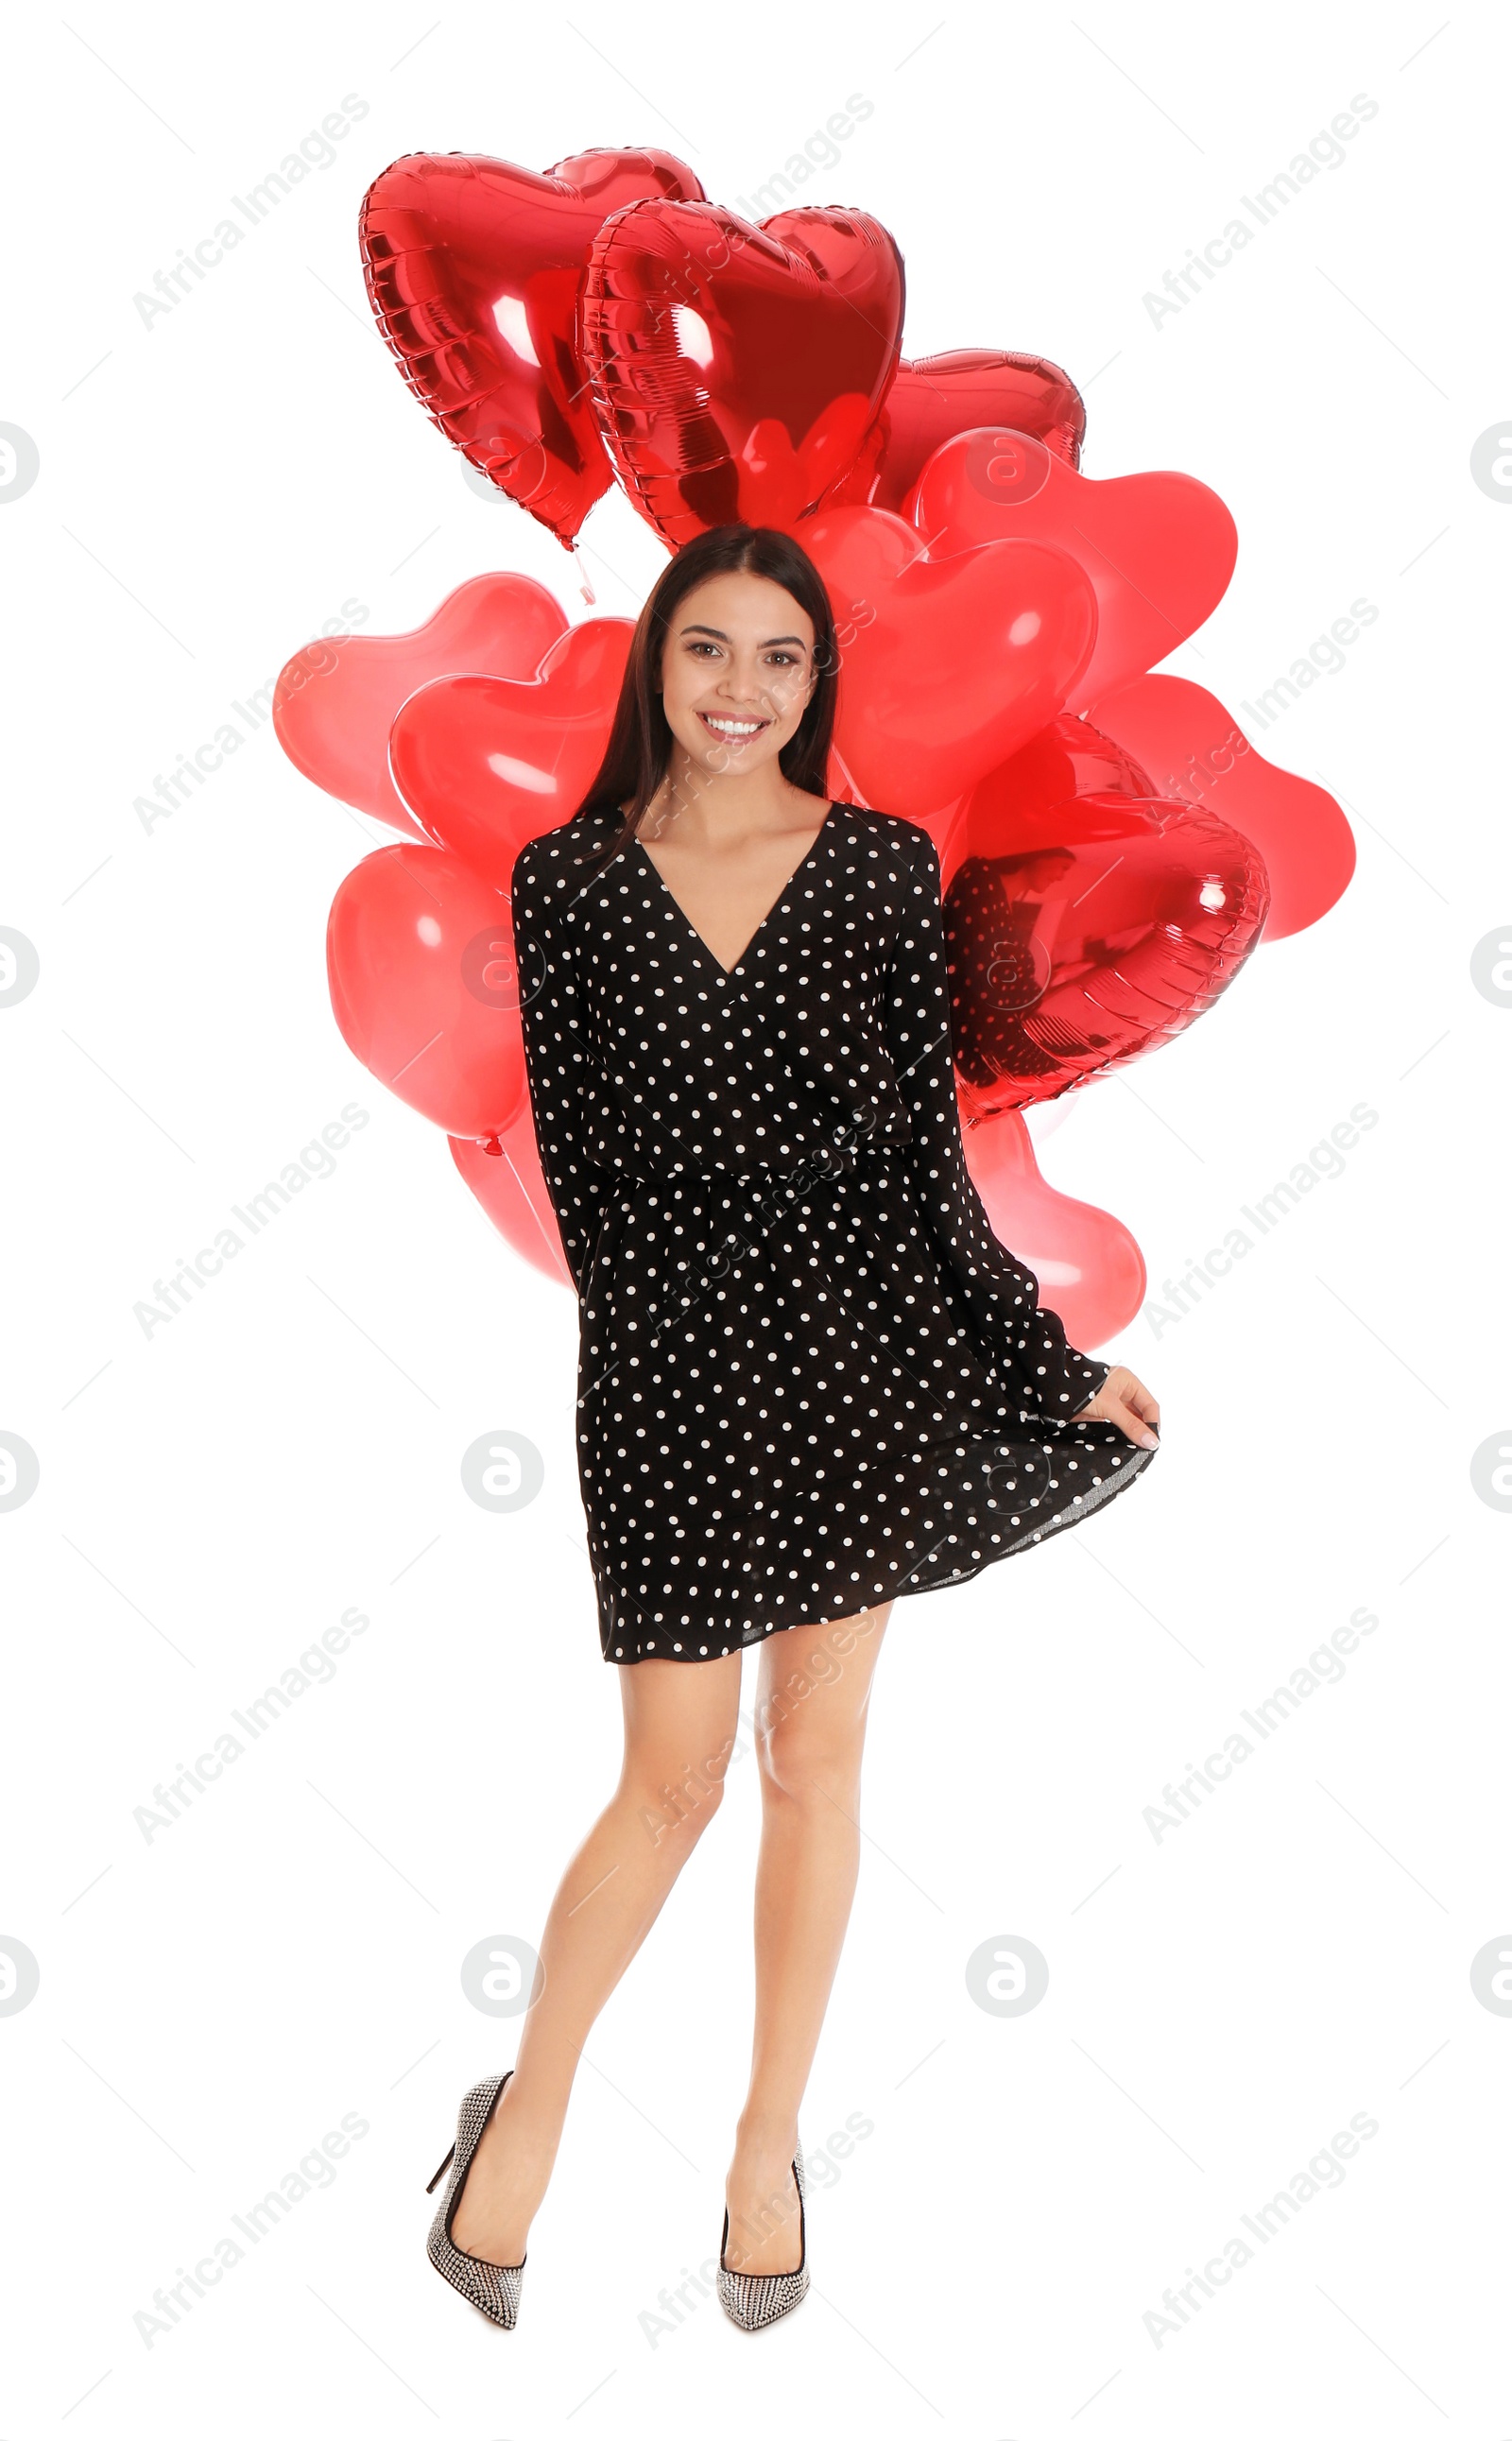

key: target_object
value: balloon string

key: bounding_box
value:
[571,541,597,607]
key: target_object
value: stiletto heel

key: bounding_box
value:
[424,2143,455,2196]
[717,2139,809,2331]
[424,2071,526,2328]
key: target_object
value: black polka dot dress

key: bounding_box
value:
[508,799,1159,1664]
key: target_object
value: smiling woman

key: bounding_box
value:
[426,523,1160,2335]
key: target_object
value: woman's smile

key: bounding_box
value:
[697,708,771,742]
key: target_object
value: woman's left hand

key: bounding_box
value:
[1071,1365,1160,1450]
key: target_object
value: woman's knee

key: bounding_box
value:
[617,1652,741,1849]
[755,1706,865,1806]
[754,1614,885,1800]
[621,1721,737,1851]
[625,1759,727,1851]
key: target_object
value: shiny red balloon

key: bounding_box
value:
[1086,675,1356,941]
[327,844,525,1143]
[274,574,566,837]
[799,507,1098,816]
[911,427,1237,711]
[939,713,1153,890]
[359,148,706,545]
[957,1098,1146,1348]
[946,789,1269,1109]
[835,349,1085,512]
[451,1107,572,1285]
[580,199,905,546]
[390,618,634,884]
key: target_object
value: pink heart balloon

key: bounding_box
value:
[326,843,525,1143]
[799,506,1098,817]
[910,426,1237,711]
[1087,674,1355,940]
[389,618,634,885]
[957,1096,1146,1349]
[275,573,567,836]
[451,1105,571,1284]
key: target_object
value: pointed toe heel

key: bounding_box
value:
[424,2070,526,2329]
[717,2139,810,2331]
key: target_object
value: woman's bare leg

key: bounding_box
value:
[723,1602,891,2275]
[452,1648,742,2265]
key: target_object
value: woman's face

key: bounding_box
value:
[657,569,817,783]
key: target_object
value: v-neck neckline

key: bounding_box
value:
[633,800,839,980]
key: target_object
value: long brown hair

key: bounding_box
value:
[569,524,840,880]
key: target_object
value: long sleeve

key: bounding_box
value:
[881,828,1112,1419]
[509,840,613,1298]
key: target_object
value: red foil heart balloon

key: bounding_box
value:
[836,349,1085,512]
[957,1098,1146,1347]
[579,199,905,545]
[274,573,567,837]
[388,619,634,885]
[939,713,1154,889]
[799,507,1098,816]
[946,790,1269,1109]
[1087,674,1356,940]
[358,148,706,545]
[327,844,525,1143]
[911,427,1238,711]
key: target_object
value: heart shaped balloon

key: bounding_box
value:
[274,573,567,837]
[939,713,1154,890]
[451,1107,572,1284]
[945,791,1269,1109]
[579,198,905,545]
[799,507,1098,815]
[327,843,525,1143]
[912,427,1238,711]
[389,618,634,885]
[957,1098,1146,1346]
[1086,675,1355,940]
[358,147,706,545]
[834,348,1086,512]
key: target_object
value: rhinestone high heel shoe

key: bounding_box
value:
[424,2070,526,2328]
[717,2139,809,2330]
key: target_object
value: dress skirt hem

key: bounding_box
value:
[597,1424,1159,1665]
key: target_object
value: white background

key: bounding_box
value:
[4,1,1507,2432]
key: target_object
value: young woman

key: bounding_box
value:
[424,524,1161,2331]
